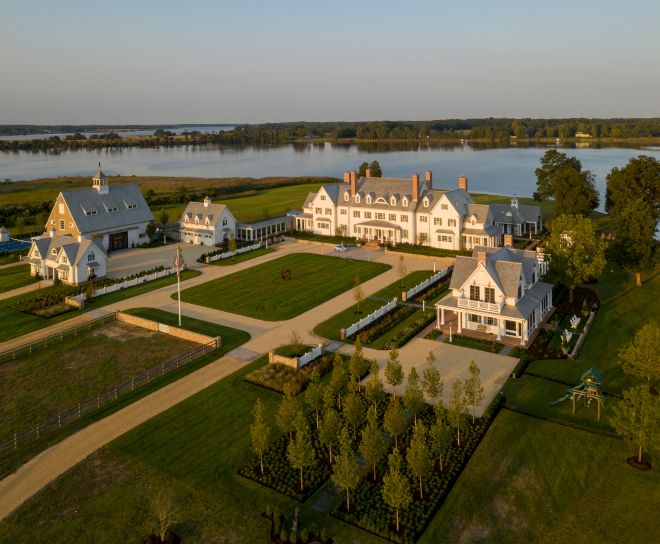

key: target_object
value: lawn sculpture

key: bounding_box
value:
[281,268,291,281]
[549,368,605,421]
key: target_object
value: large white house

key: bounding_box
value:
[435,241,553,345]
[179,197,238,246]
[294,171,543,251]
[45,170,155,252]
[25,229,108,285]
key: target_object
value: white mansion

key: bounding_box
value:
[293,171,543,250]
[435,243,553,345]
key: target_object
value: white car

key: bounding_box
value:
[334,244,347,252]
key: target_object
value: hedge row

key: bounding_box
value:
[386,312,436,350]
[352,306,415,344]
[511,354,538,377]
[482,392,506,420]
[385,243,471,258]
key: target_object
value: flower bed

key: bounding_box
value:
[351,307,415,344]
[443,334,503,353]
[385,312,435,350]
[245,352,335,396]
[385,243,470,258]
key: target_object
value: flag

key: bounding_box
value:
[175,255,179,278]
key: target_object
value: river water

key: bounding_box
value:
[0,125,236,141]
[1,142,659,209]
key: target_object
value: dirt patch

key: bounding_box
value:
[628,457,652,470]
[89,321,157,342]
[456,520,491,543]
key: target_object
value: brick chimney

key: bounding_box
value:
[412,174,420,201]
[477,251,487,266]
[504,234,513,247]
[344,172,350,184]
[426,171,432,190]
[459,175,468,192]
[350,171,358,196]
[365,168,372,178]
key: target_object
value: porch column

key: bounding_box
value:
[457,311,462,333]
[496,318,502,341]
[440,307,445,326]
[436,307,440,329]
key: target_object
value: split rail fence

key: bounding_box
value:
[0,331,220,456]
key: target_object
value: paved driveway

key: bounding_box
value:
[106,242,208,278]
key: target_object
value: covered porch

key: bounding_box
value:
[236,216,292,241]
[355,220,401,244]
[461,225,502,250]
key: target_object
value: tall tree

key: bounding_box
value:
[305,368,324,428]
[287,411,316,491]
[610,385,660,464]
[319,408,342,463]
[158,210,170,225]
[360,409,387,479]
[429,408,450,471]
[344,392,366,440]
[353,274,365,314]
[330,352,348,409]
[349,337,367,390]
[384,395,407,448]
[619,324,660,393]
[276,385,298,440]
[332,427,360,510]
[608,198,658,286]
[228,232,237,260]
[385,347,404,397]
[250,398,270,475]
[369,160,383,177]
[403,366,425,424]
[465,361,485,423]
[381,449,412,533]
[397,255,408,290]
[358,162,370,178]
[448,379,468,446]
[365,359,386,417]
[544,214,607,302]
[407,421,432,499]
[422,351,443,409]
[605,155,660,222]
[323,384,337,412]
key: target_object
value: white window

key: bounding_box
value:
[353,210,360,218]
[390,197,396,205]
[88,253,95,261]
[344,193,349,201]
[62,256,67,263]
[375,213,385,220]
[52,248,57,255]
[441,204,448,210]
[340,208,347,215]
[223,218,228,226]
[389,214,396,221]
[325,208,331,215]
[315,207,322,215]
[59,204,64,214]
[355,196,360,203]
[51,220,55,225]
[486,317,495,326]
[438,235,451,242]
[366,196,372,204]
[184,217,188,223]
[127,204,137,209]
[420,215,428,223]
[364,212,372,219]
[434,218,442,226]
[108,207,118,212]
[59,220,65,230]
[60,270,68,281]
[400,215,408,222]
[402,198,408,206]
[448,219,456,227]
[320,195,326,201]
[339,224,347,231]
[423,198,429,207]
[317,222,329,229]
[402,229,408,238]
[195,217,199,224]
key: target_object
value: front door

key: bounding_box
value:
[109,232,128,251]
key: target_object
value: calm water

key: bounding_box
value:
[2,142,659,210]
[0,125,237,141]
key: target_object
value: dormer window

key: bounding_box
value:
[366,196,372,204]
[518,285,522,298]
[402,198,408,206]
[390,197,396,206]
[195,217,199,224]
[355,196,361,203]
[52,249,57,255]
[108,207,118,213]
[423,198,429,208]
[344,193,349,201]
[184,217,188,223]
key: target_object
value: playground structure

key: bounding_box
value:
[549,368,605,421]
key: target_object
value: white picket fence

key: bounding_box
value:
[344,300,397,339]
[69,267,177,302]
[298,345,324,367]
[405,268,449,299]
[208,242,261,262]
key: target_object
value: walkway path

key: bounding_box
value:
[0,261,28,271]
[0,353,249,521]
[0,281,48,302]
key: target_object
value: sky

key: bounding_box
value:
[1,0,659,125]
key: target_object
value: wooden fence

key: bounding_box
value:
[68,267,178,303]
[343,300,397,339]
[0,336,220,456]
[208,242,262,262]
[405,268,450,299]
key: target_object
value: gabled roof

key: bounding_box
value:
[450,254,522,298]
[59,243,80,265]
[60,183,154,234]
[335,178,428,212]
[179,201,233,229]
[582,367,603,384]
[303,192,317,209]
[472,245,538,284]
[92,170,108,180]
[0,226,9,233]
[29,233,107,266]
[490,203,542,224]
[466,204,491,223]
[321,184,347,205]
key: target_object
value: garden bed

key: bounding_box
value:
[523,328,564,360]
[443,334,503,353]
[384,243,470,258]
[350,306,415,344]
[558,314,587,333]
[382,311,435,350]
[288,231,358,245]
[424,329,442,341]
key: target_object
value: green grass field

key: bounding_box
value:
[0,269,200,344]
[420,410,659,544]
[210,247,275,266]
[0,264,38,294]
[179,253,390,321]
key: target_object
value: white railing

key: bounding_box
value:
[405,269,449,300]
[344,300,397,338]
[298,345,323,367]
[457,298,503,314]
[69,267,177,302]
[208,242,261,262]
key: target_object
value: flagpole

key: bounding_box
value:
[177,247,182,327]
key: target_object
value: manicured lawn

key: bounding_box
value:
[547,328,580,352]
[313,269,436,342]
[444,334,503,353]
[558,314,587,332]
[420,410,659,544]
[210,247,275,266]
[0,269,200,344]
[0,264,38,294]
[179,253,390,321]
[0,321,200,438]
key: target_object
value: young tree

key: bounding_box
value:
[353,274,365,314]
[422,351,443,410]
[360,409,387,479]
[305,368,324,428]
[349,337,367,390]
[465,361,485,423]
[407,421,432,499]
[448,379,468,446]
[145,222,156,243]
[429,409,450,471]
[544,214,607,303]
[228,232,237,260]
[319,408,342,462]
[385,347,404,397]
[332,427,360,510]
[365,359,385,417]
[403,366,425,424]
[290,328,304,355]
[609,198,658,286]
[369,160,383,178]
[381,449,412,532]
[384,395,407,447]
[323,381,337,412]
[397,254,407,290]
[343,392,365,440]
[287,411,316,491]
[276,385,298,440]
[619,324,660,393]
[329,352,348,409]
[158,210,170,225]
[250,398,270,474]
[610,385,660,464]
[151,489,179,543]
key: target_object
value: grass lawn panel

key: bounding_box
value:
[420,410,660,544]
[210,247,275,266]
[0,269,200,344]
[501,374,618,433]
[558,314,587,332]
[179,253,390,321]
[547,329,580,352]
[314,270,436,343]
[444,335,503,353]
[0,264,38,294]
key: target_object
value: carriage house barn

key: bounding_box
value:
[294,170,542,251]
[45,170,154,252]
[435,241,553,345]
[179,196,237,246]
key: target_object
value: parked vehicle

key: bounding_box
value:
[334,244,347,252]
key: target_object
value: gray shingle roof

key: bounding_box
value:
[29,233,107,265]
[472,245,538,283]
[303,192,317,210]
[179,201,232,229]
[61,184,154,234]
[490,203,541,225]
[462,225,502,236]
[466,204,491,223]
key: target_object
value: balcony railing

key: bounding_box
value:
[457,298,503,314]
